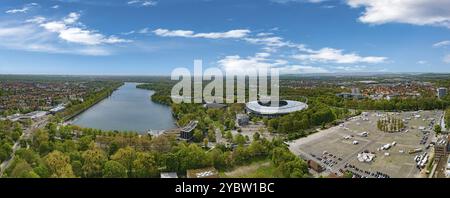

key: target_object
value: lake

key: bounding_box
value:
[72,82,176,133]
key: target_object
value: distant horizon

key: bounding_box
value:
[1,0,449,75]
[2,71,450,77]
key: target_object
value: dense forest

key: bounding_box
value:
[137,83,173,105]
[0,120,23,163]
[1,122,309,178]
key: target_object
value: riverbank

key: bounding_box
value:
[136,83,172,105]
[70,82,176,133]
[59,82,124,121]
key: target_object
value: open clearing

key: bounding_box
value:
[223,161,277,178]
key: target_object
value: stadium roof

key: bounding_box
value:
[246,100,308,115]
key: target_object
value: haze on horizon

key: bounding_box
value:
[0,0,449,75]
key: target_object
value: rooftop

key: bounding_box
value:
[160,172,178,178]
[187,167,219,178]
[246,100,308,115]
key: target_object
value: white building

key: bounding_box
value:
[437,87,447,99]
[246,100,308,118]
[25,111,48,120]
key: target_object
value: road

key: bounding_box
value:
[0,117,48,177]
[440,111,447,132]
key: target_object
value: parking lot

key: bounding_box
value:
[289,110,443,178]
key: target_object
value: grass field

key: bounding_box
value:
[222,161,282,178]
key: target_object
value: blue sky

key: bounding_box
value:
[0,0,449,75]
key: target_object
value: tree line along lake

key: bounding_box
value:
[72,82,176,133]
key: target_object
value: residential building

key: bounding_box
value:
[437,87,448,99]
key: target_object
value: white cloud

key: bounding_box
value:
[278,65,329,74]
[243,36,310,53]
[153,28,251,39]
[52,5,60,9]
[121,30,135,35]
[244,36,290,48]
[433,40,450,48]
[5,3,38,14]
[271,0,328,4]
[152,26,386,73]
[444,55,450,64]
[417,60,428,65]
[219,55,272,74]
[63,12,80,24]
[346,0,450,28]
[333,65,367,71]
[256,32,274,37]
[138,28,151,34]
[33,12,131,45]
[152,27,385,67]
[0,22,111,56]
[26,16,46,24]
[292,47,387,64]
[0,11,132,56]
[218,53,328,74]
[128,0,157,7]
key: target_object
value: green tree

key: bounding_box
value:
[11,131,21,142]
[111,147,137,177]
[209,149,226,170]
[79,136,94,151]
[44,151,75,178]
[71,160,83,177]
[150,135,171,153]
[103,161,127,178]
[174,143,211,173]
[0,149,9,162]
[253,132,261,141]
[32,129,49,149]
[133,152,158,178]
[203,138,209,148]
[81,148,107,178]
[33,163,50,178]
[9,159,38,178]
[15,149,40,165]
[193,130,204,142]
[234,134,247,145]
[435,125,442,134]
[225,131,233,141]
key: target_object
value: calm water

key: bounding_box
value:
[73,82,176,133]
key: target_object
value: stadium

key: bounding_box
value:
[245,100,308,118]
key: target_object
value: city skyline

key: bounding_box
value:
[0,0,449,75]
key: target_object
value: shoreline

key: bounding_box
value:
[62,82,124,121]
[66,82,179,134]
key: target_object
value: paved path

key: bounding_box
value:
[0,118,48,177]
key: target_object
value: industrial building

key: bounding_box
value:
[49,104,66,114]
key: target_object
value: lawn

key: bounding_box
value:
[221,160,282,178]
